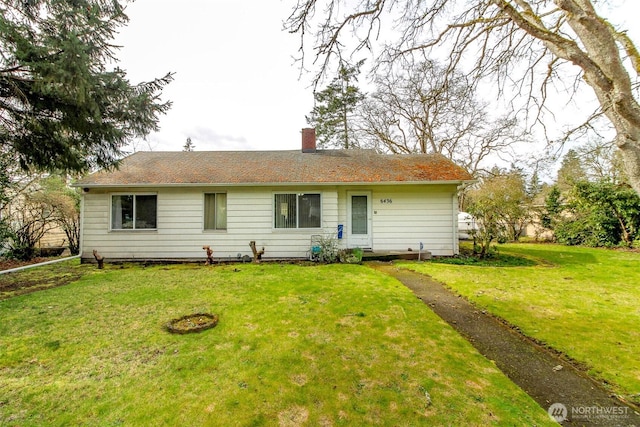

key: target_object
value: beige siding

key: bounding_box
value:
[81,187,340,260]
[37,226,68,248]
[81,184,458,260]
[375,185,457,256]
[337,185,458,256]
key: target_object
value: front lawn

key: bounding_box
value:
[401,244,640,403]
[0,262,553,425]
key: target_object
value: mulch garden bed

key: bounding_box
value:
[166,313,219,334]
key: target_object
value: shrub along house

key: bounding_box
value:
[75,129,473,262]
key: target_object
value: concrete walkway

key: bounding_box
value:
[370,263,640,427]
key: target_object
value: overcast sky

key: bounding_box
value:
[114,1,639,155]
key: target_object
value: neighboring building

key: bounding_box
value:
[457,212,477,240]
[75,129,474,262]
[1,176,72,256]
[36,227,68,250]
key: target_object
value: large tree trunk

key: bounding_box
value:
[495,0,640,193]
[618,142,640,193]
[559,0,640,194]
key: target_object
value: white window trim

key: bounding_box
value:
[109,192,158,231]
[273,192,323,230]
[203,192,228,232]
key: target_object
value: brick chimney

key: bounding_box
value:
[301,128,316,153]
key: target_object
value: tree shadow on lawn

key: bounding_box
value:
[441,242,602,267]
[430,247,537,267]
[375,263,640,425]
[497,244,600,267]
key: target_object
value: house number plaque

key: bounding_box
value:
[380,198,393,204]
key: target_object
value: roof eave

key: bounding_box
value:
[74,179,475,189]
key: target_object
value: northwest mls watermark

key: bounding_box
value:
[548,402,631,423]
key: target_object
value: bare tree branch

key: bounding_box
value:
[357,60,520,176]
[285,0,640,194]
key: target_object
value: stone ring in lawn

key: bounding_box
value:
[166,313,219,334]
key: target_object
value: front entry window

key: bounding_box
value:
[351,195,368,235]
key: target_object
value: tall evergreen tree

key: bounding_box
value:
[556,149,587,192]
[183,137,195,152]
[306,60,365,149]
[0,0,173,173]
[541,185,562,230]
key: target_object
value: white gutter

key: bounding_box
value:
[74,180,476,189]
[0,255,81,275]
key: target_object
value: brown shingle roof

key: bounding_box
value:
[77,150,473,186]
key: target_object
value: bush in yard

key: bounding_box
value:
[42,177,81,255]
[5,190,56,260]
[555,181,640,247]
[465,171,530,257]
[2,176,81,260]
[314,234,339,263]
[554,212,618,247]
[339,247,363,264]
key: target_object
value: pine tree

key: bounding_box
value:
[556,150,587,192]
[183,137,195,152]
[0,0,173,173]
[541,185,562,230]
[306,60,365,149]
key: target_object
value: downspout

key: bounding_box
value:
[79,189,86,260]
[0,255,81,275]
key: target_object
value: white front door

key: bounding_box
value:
[348,191,372,249]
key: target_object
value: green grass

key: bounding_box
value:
[402,243,640,401]
[0,261,553,426]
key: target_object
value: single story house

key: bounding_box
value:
[75,128,473,262]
